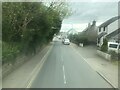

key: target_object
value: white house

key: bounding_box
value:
[97,16,120,47]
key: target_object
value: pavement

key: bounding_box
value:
[2,43,53,88]
[70,43,118,88]
[3,40,113,88]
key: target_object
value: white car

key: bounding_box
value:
[108,42,120,53]
[63,39,70,45]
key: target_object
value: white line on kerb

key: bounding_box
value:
[63,65,67,84]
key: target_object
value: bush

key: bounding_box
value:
[108,50,119,61]
[79,36,89,45]
[2,2,70,64]
[2,42,20,64]
[68,34,89,46]
[100,38,108,52]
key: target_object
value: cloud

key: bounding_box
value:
[61,2,118,32]
[61,23,88,32]
[61,22,103,32]
[61,2,118,31]
[63,2,118,24]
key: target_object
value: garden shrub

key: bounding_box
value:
[101,38,108,52]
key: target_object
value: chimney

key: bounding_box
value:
[92,20,96,26]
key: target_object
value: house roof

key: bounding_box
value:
[99,16,120,28]
[97,32,107,39]
[106,28,120,39]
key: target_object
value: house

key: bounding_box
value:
[67,28,79,35]
[97,16,120,47]
[81,20,98,44]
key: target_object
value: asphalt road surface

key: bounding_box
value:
[30,41,112,88]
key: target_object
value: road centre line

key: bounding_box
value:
[63,65,67,84]
[60,46,67,84]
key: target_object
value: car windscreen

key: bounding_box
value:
[65,39,69,42]
[109,44,118,48]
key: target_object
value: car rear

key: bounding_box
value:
[64,39,70,45]
[108,42,119,53]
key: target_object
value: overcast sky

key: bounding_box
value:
[61,1,119,32]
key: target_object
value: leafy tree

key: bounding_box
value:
[68,34,89,46]
[2,2,71,64]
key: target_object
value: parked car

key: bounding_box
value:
[63,39,70,45]
[108,42,120,53]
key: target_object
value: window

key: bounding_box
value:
[97,38,100,43]
[103,27,106,31]
[109,44,118,48]
[99,28,101,32]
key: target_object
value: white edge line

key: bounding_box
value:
[26,45,53,88]
[63,65,66,84]
[70,45,89,64]
[70,44,116,88]
[96,71,116,88]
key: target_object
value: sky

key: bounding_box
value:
[60,0,119,32]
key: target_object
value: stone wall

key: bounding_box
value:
[97,50,111,61]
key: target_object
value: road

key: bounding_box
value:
[30,40,112,88]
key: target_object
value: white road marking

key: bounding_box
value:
[70,46,98,71]
[70,45,114,88]
[63,65,67,84]
[70,45,90,65]
[60,45,67,84]
[26,45,53,88]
